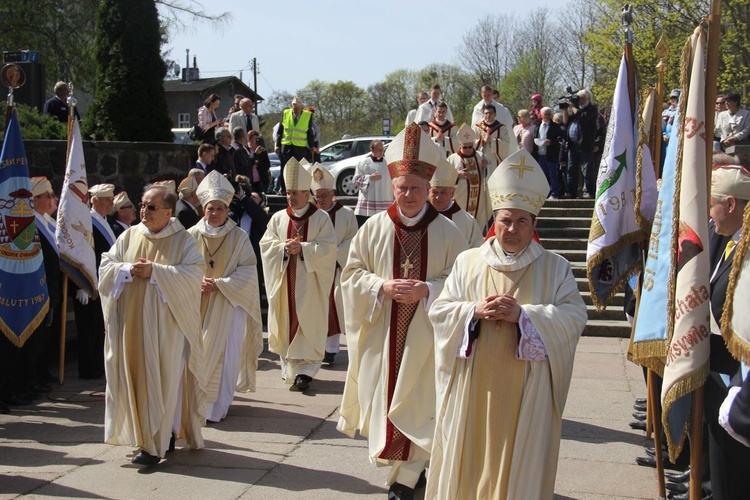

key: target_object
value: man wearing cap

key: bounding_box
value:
[109,191,136,238]
[353,140,393,227]
[426,149,587,499]
[309,163,359,365]
[428,158,484,248]
[73,183,116,379]
[448,124,492,229]
[275,97,315,194]
[99,183,205,466]
[176,175,202,230]
[188,171,263,423]
[260,159,337,392]
[338,123,467,499]
[471,85,514,132]
[704,160,750,500]
[474,103,517,175]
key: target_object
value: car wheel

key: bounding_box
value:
[336,169,357,196]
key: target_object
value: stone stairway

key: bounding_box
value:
[536,199,632,338]
[266,195,633,338]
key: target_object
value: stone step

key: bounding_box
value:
[583,319,632,338]
[538,207,594,218]
[544,198,596,208]
[587,305,626,322]
[540,238,589,250]
[571,265,588,278]
[551,249,588,262]
[581,290,625,307]
[537,227,591,239]
[537,217,593,229]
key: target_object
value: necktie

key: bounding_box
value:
[246,115,252,131]
[724,239,736,262]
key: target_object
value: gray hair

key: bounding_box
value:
[215,127,230,140]
[53,81,68,94]
[143,185,177,211]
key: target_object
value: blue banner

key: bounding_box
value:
[0,110,49,347]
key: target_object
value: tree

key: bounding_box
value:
[320,81,369,137]
[457,14,519,90]
[559,0,597,92]
[720,0,750,97]
[0,103,67,141]
[85,0,173,142]
[367,69,416,134]
[415,64,476,125]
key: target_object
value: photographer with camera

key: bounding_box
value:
[560,88,598,199]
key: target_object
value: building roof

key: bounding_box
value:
[164,76,263,102]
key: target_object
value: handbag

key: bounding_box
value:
[188,123,202,141]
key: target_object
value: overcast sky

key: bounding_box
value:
[163,0,554,110]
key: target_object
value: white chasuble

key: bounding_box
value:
[188,219,262,418]
[440,203,484,248]
[337,204,467,466]
[428,121,457,157]
[426,239,586,499]
[474,120,516,175]
[448,150,492,227]
[326,203,358,336]
[100,220,206,458]
[260,204,336,378]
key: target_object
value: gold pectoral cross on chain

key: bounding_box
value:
[400,256,415,278]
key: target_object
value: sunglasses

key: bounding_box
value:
[139,203,166,212]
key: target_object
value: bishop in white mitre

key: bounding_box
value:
[426,149,587,499]
[428,157,484,248]
[448,123,493,229]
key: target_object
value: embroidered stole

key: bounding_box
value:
[458,151,482,218]
[429,120,455,156]
[477,120,505,164]
[326,203,343,337]
[285,204,318,343]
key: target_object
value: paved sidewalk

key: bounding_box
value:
[0,337,659,499]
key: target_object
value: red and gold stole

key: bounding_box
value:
[325,202,343,337]
[458,149,482,218]
[285,203,318,343]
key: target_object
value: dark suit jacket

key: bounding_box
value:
[532,121,563,162]
[229,195,269,261]
[194,161,208,175]
[175,199,201,230]
[726,371,750,444]
[37,228,61,310]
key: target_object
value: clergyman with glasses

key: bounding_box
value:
[99,183,207,466]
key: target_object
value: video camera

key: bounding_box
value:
[557,86,581,109]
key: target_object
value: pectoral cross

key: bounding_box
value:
[209,260,214,268]
[400,256,414,278]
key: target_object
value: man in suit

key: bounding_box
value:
[74,184,117,379]
[705,159,750,500]
[195,143,215,175]
[176,175,202,229]
[229,181,269,267]
[228,98,260,135]
[533,107,564,199]
[108,191,136,238]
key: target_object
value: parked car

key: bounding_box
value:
[319,135,392,165]
[171,128,192,144]
[327,142,391,196]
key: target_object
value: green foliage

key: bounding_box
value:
[0,103,67,141]
[720,0,750,97]
[84,0,173,142]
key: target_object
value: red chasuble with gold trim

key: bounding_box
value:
[457,150,483,218]
[285,204,318,343]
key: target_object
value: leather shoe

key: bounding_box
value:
[635,455,686,470]
[644,444,667,457]
[665,469,691,482]
[632,411,647,421]
[634,401,647,412]
[388,482,415,500]
[131,450,160,466]
[629,420,647,431]
[289,375,311,392]
[414,470,427,489]
[167,434,176,453]
[668,488,711,500]
[323,352,335,365]
[665,481,689,494]
[635,397,647,405]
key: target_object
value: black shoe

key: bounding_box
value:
[323,352,335,365]
[632,411,647,421]
[0,403,9,414]
[289,375,311,392]
[635,455,686,470]
[665,469,691,483]
[131,450,160,466]
[629,420,647,431]
[668,488,711,500]
[634,401,647,412]
[4,394,33,406]
[665,481,689,494]
[414,470,427,489]
[388,482,415,500]
[635,397,647,405]
[167,434,176,453]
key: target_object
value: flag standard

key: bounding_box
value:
[0,110,49,346]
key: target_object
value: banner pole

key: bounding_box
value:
[59,274,69,384]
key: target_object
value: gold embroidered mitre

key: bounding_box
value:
[487,148,549,215]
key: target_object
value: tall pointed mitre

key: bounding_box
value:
[385,122,440,180]
[310,163,335,192]
[487,148,549,215]
[430,157,458,187]
[284,157,312,191]
[197,170,235,207]
[299,158,311,167]
[456,123,476,144]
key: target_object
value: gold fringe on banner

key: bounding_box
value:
[662,362,709,462]
[0,300,50,348]
[60,253,99,300]
[721,201,750,364]
[634,85,655,234]
[586,231,645,311]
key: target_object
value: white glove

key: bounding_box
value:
[76,289,89,305]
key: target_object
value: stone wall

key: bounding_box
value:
[26,140,198,197]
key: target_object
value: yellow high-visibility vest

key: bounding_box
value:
[281,109,312,147]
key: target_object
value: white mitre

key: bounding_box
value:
[430,157,458,187]
[299,158,311,168]
[284,158,312,191]
[487,148,549,215]
[456,123,476,144]
[196,170,235,207]
[310,163,335,192]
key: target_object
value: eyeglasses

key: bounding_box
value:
[120,204,134,210]
[314,192,333,200]
[716,101,726,105]
[139,203,167,212]
[460,145,473,149]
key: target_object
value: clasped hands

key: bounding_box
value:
[382,279,428,304]
[202,277,217,294]
[284,239,302,255]
[473,294,521,323]
[130,257,153,279]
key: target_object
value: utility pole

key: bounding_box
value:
[251,58,258,101]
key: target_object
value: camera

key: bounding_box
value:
[557,86,580,109]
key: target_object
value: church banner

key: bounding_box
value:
[56,117,97,298]
[635,87,658,229]
[0,109,49,346]
[587,54,645,310]
[722,202,750,363]
[661,28,711,462]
